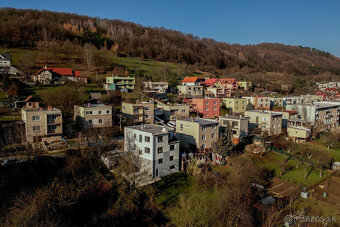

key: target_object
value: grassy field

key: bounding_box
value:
[254,152,332,187]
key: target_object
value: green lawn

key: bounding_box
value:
[254,152,331,187]
[151,172,193,207]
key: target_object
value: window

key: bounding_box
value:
[32,116,40,121]
[170,165,176,169]
[212,133,216,138]
[107,110,110,114]
[158,159,163,164]
[214,101,217,105]
[214,107,217,111]
[139,135,142,143]
[202,126,206,131]
[155,169,159,176]
[89,120,93,124]
[170,144,175,151]
[33,126,40,132]
[212,124,216,129]
[158,136,164,142]
[98,111,102,114]
[144,147,150,154]
[202,135,206,140]
[134,133,136,138]
[86,111,93,115]
[145,136,150,142]
[145,107,150,111]
[170,156,174,161]
[99,119,103,123]
[182,109,186,113]
[157,147,163,153]
[205,108,209,111]
[201,144,206,149]
[205,102,209,105]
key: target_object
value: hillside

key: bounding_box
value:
[1,8,340,86]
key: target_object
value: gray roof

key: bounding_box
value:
[179,118,218,125]
[81,104,111,108]
[219,115,249,120]
[126,124,174,134]
[0,53,11,61]
[245,110,282,116]
[90,92,102,100]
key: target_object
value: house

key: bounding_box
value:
[0,52,22,76]
[156,103,190,121]
[32,66,87,84]
[219,115,249,144]
[201,78,218,87]
[176,118,219,151]
[143,81,168,94]
[271,110,298,128]
[317,82,340,90]
[286,102,340,130]
[21,107,62,143]
[245,110,282,136]
[74,104,112,128]
[222,97,248,114]
[206,86,231,98]
[237,81,252,91]
[301,94,324,103]
[177,85,204,98]
[122,101,154,124]
[124,124,180,178]
[283,96,303,106]
[191,98,220,118]
[181,77,206,86]
[105,76,135,92]
[15,95,39,110]
[218,78,238,90]
[287,119,311,143]
[245,96,270,110]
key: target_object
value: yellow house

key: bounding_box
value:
[237,81,252,91]
[222,98,248,114]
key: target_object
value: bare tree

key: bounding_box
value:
[84,43,96,71]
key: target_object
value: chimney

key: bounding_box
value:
[87,103,91,107]
[48,106,53,111]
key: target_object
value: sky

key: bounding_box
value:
[1,0,340,56]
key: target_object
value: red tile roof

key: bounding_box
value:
[25,95,33,102]
[182,77,204,83]
[219,78,236,84]
[37,67,81,77]
[201,78,217,86]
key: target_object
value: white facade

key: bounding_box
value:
[124,124,180,178]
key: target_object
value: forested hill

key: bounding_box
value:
[1,7,340,77]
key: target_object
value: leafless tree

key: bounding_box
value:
[84,42,96,71]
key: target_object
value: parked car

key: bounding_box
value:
[1,158,25,166]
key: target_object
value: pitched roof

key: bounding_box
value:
[218,78,236,84]
[37,67,81,77]
[201,78,217,86]
[182,77,202,83]
[0,53,11,61]
[25,95,33,102]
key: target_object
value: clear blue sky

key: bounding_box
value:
[1,0,340,56]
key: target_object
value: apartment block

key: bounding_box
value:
[124,124,180,178]
[156,103,190,121]
[105,76,135,92]
[143,81,168,93]
[192,98,220,118]
[245,96,270,110]
[286,102,340,130]
[206,86,231,98]
[122,102,154,124]
[270,97,284,108]
[222,97,248,114]
[74,104,112,128]
[176,118,219,151]
[219,115,249,144]
[245,110,282,136]
[21,107,62,143]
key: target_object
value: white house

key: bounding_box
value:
[124,124,180,178]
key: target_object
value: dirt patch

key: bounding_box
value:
[268,177,300,198]
[313,176,340,208]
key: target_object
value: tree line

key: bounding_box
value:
[1,8,340,77]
